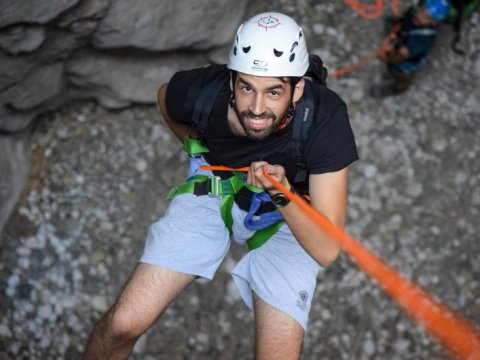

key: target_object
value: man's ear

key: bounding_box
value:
[229,73,234,91]
[292,78,305,105]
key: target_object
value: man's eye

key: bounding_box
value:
[242,86,252,92]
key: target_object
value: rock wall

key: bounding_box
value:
[0,0,252,236]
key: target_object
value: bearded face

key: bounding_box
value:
[230,73,296,141]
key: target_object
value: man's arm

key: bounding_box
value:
[157,83,198,143]
[249,163,348,267]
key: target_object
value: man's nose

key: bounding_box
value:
[250,94,266,115]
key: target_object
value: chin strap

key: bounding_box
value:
[276,105,295,130]
[229,92,237,111]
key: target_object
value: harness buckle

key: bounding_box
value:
[209,176,223,196]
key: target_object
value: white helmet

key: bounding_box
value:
[228,12,309,77]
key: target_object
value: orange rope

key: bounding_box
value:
[344,0,400,20]
[329,23,400,78]
[344,0,385,20]
[329,0,401,77]
[201,165,250,172]
[200,165,480,359]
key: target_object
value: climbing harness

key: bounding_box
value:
[167,136,285,250]
[243,192,284,231]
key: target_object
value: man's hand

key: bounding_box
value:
[385,45,410,63]
[246,161,291,194]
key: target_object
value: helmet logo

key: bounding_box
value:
[257,15,282,30]
[253,60,268,67]
[252,59,268,72]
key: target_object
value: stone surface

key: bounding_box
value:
[0,0,79,28]
[66,49,208,108]
[0,132,31,236]
[92,0,249,51]
[2,63,65,111]
[0,25,46,55]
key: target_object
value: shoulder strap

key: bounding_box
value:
[191,66,230,138]
[291,79,316,184]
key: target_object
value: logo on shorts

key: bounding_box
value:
[297,290,309,312]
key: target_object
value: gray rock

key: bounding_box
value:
[92,0,248,51]
[0,132,31,242]
[58,0,109,27]
[0,52,36,92]
[0,25,46,55]
[2,63,65,111]
[66,49,207,108]
[0,0,79,28]
[0,107,38,133]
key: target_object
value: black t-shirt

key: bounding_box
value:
[165,65,358,211]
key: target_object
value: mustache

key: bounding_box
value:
[240,110,276,120]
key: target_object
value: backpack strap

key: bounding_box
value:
[291,79,316,184]
[190,66,230,138]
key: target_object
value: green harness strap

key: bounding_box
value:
[247,221,285,249]
[167,136,284,249]
[183,135,210,155]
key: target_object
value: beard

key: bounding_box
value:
[236,109,286,141]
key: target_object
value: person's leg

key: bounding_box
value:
[253,293,304,360]
[231,218,322,357]
[83,263,195,359]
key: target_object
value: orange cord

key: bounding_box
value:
[343,0,399,20]
[329,0,401,78]
[201,165,480,359]
[344,0,385,20]
[329,23,401,78]
[263,172,480,360]
[201,165,250,172]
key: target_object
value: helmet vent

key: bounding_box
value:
[299,31,303,39]
[242,46,251,53]
[273,49,283,57]
[233,46,237,56]
[290,41,298,53]
[289,53,295,62]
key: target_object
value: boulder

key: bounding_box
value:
[92,0,248,51]
[1,63,65,111]
[67,49,207,108]
[0,25,46,55]
[0,132,31,238]
[0,107,39,133]
[0,0,80,28]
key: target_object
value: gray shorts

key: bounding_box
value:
[140,193,323,330]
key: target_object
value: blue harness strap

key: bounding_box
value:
[244,192,283,231]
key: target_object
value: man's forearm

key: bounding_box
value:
[278,201,343,268]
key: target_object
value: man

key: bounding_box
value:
[84,12,358,359]
[370,0,451,97]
